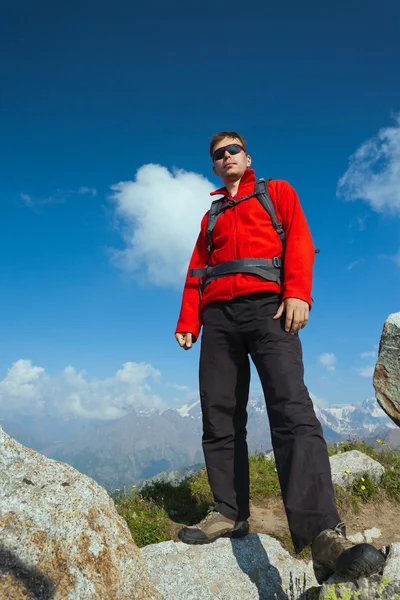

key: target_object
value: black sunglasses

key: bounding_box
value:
[212,143,246,162]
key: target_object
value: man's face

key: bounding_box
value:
[212,137,251,182]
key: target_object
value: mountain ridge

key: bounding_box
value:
[2,396,398,490]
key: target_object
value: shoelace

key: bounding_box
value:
[200,508,218,524]
[330,521,355,550]
[333,521,346,536]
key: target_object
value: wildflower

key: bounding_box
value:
[132,485,137,488]
[345,469,351,474]
[376,438,383,444]
[361,477,365,482]
[361,485,366,491]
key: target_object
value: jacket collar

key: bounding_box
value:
[210,168,256,199]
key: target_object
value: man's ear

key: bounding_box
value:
[212,164,217,174]
[247,154,252,167]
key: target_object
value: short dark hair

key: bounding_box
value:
[209,131,247,158]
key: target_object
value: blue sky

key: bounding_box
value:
[0,0,399,420]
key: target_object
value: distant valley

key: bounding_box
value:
[1,396,398,490]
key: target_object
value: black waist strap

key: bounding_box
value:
[190,257,283,285]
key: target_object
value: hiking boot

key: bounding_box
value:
[312,522,386,584]
[178,508,249,545]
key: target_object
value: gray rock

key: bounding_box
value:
[364,527,382,544]
[329,450,384,487]
[319,574,400,599]
[140,533,318,600]
[142,463,203,488]
[374,312,400,427]
[383,542,400,582]
[0,426,160,600]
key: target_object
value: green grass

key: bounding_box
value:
[114,492,171,547]
[249,454,281,497]
[113,442,400,549]
[139,468,213,524]
[277,531,313,562]
[381,469,400,502]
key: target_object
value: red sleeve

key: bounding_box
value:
[277,181,315,308]
[175,213,209,342]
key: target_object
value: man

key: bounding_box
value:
[175,132,384,583]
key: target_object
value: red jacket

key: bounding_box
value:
[176,168,315,341]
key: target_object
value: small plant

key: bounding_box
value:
[114,491,171,547]
[333,483,347,509]
[351,475,379,501]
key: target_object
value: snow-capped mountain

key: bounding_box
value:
[314,397,396,439]
[173,396,396,445]
[4,395,396,491]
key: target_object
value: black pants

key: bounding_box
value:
[199,292,341,553]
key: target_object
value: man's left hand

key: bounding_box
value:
[273,298,309,334]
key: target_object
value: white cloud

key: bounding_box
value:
[356,215,368,231]
[392,247,400,268]
[318,353,336,372]
[39,190,73,205]
[109,164,214,287]
[0,359,163,421]
[20,193,34,208]
[361,351,377,359]
[378,247,400,268]
[357,365,375,378]
[166,381,200,406]
[169,383,191,393]
[337,114,400,214]
[21,187,97,208]
[357,346,378,376]
[79,186,98,197]
[346,258,365,271]
[0,360,46,413]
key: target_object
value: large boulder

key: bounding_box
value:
[141,533,318,600]
[374,312,400,427]
[329,450,384,487]
[140,538,400,600]
[0,426,160,600]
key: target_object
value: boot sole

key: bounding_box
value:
[314,544,386,584]
[314,559,384,586]
[336,544,386,580]
[178,523,249,545]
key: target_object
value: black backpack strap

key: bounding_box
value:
[255,179,286,250]
[191,257,283,285]
[206,193,256,253]
[206,197,225,253]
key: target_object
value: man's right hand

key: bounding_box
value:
[175,332,193,350]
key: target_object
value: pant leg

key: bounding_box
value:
[244,294,341,552]
[200,301,251,522]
